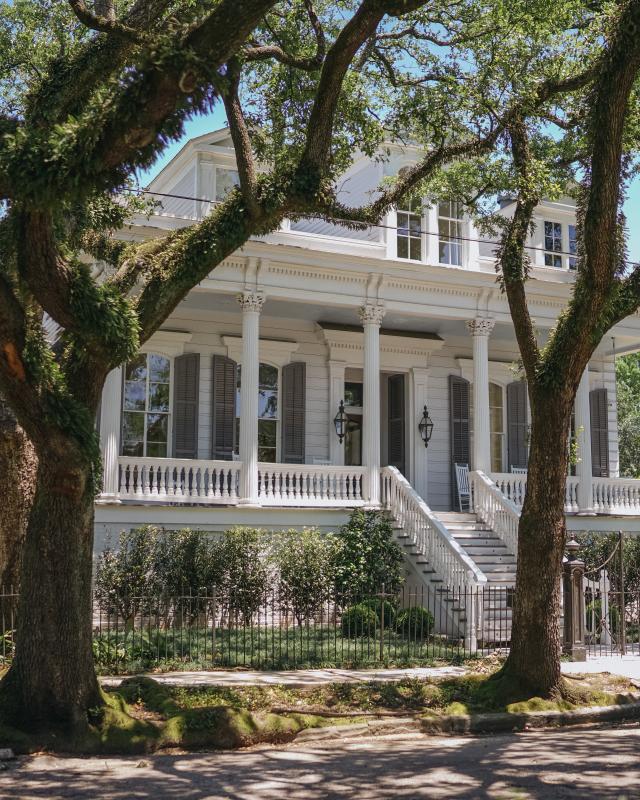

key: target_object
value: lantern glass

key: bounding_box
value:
[418,405,434,447]
[334,400,347,443]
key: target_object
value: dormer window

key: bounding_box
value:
[215,168,240,202]
[397,198,422,260]
[544,221,563,267]
[438,201,463,266]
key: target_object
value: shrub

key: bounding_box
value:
[333,510,404,599]
[216,527,271,624]
[274,528,337,623]
[154,528,223,595]
[340,603,379,638]
[360,598,396,627]
[94,526,162,622]
[396,607,434,640]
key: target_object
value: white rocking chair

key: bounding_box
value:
[454,463,471,512]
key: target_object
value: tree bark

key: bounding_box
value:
[0,397,37,593]
[0,449,101,730]
[502,391,573,695]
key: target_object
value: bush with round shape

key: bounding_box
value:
[340,604,379,638]
[360,598,396,627]
[396,607,434,640]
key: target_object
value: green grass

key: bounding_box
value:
[92,624,470,673]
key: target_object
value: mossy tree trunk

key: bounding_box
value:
[0,437,102,731]
[0,397,37,595]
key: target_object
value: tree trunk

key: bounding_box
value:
[0,450,102,731]
[502,392,572,696]
[0,398,37,593]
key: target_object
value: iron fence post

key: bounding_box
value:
[563,537,587,661]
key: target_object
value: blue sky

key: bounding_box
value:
[139,109,640,264]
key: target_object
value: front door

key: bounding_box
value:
[387,374,406,475]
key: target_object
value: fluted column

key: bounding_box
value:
[238,291,265,505]
[467,318,495,473]
[360,303,385,505]
[575,367,594,514]
[98,366,123,501]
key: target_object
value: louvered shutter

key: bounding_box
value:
[211,354,237,460]
[388,374,405,475]
[590,388,610,478]
[507,381,528,469]
[281,361,306,463]
[450,375,470,506]
[173,353,200,459]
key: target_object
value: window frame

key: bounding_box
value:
[437,200,464,267]
[543,220,564,268]
[121,352,173,458]
[234,361,282,463]
[396,197,423,262]
[214,166,240,203]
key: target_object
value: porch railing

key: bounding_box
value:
[470,470,519,556]
[118,457,241,503]
[381,466,487,592]
[258,464,366,506]
[592,477,640,515]
[490,472,580,513]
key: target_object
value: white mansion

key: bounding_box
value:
[95,127,640,612]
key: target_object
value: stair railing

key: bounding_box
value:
[381,466,487,592]
[469,470,519,555]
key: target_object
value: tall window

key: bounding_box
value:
[489,382,505,472]
[121,353,171,457]
[438,201,463,265]
[215,168,240,202]
[568,224,577,270]
[544,221,563,267]
[397,198,422,260]
[235,363,279,462]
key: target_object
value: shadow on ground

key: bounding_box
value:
[2,722,639,800]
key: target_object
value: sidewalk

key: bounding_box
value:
[100,656,640,689]
[100,665,468,688]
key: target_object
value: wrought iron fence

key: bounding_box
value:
[0,584,516,673]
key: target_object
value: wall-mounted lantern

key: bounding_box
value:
[333,400,347,443]
[418,405,434,448]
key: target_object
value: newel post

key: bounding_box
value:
[562,537,587,661]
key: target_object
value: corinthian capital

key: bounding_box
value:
[359,303,386,327]
[466,318,495,337]
[237,291,265,313]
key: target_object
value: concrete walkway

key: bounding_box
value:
[100,665,468,688]
[100,656,640,688]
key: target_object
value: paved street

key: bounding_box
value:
[2,723,640,800]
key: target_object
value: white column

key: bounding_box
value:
[575,366,594,514]
[410,367,429,501]
[328,360,346,465]
[360,303,385,505]
[238,291,265,505]
[467,318,495,473]
[98,367,123,501]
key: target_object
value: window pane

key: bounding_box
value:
[410,238,422,260]
[149,354,170,382]
[215,168,240,201]
[122,439,144,457]
[397,212,409,236]
[258,389,277,419]
[125,354,147,382]
[344,382,363,407]
[147,441,168,458]
[491,433,503,472]
[146,413,168,444]
[149,382,170,412]
[408,214,421,235]
[397,236,408,259]
[258,447,277,462]
[124,380,146,411]
[122,412,144,450]
[258,419,277,448]
[259,364,278,389]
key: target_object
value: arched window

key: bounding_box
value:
[235,363,280,462]
[121,353,171,457]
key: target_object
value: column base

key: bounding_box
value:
[576,509,596,516]
[95,494,122,505]
[237,498,262,508]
